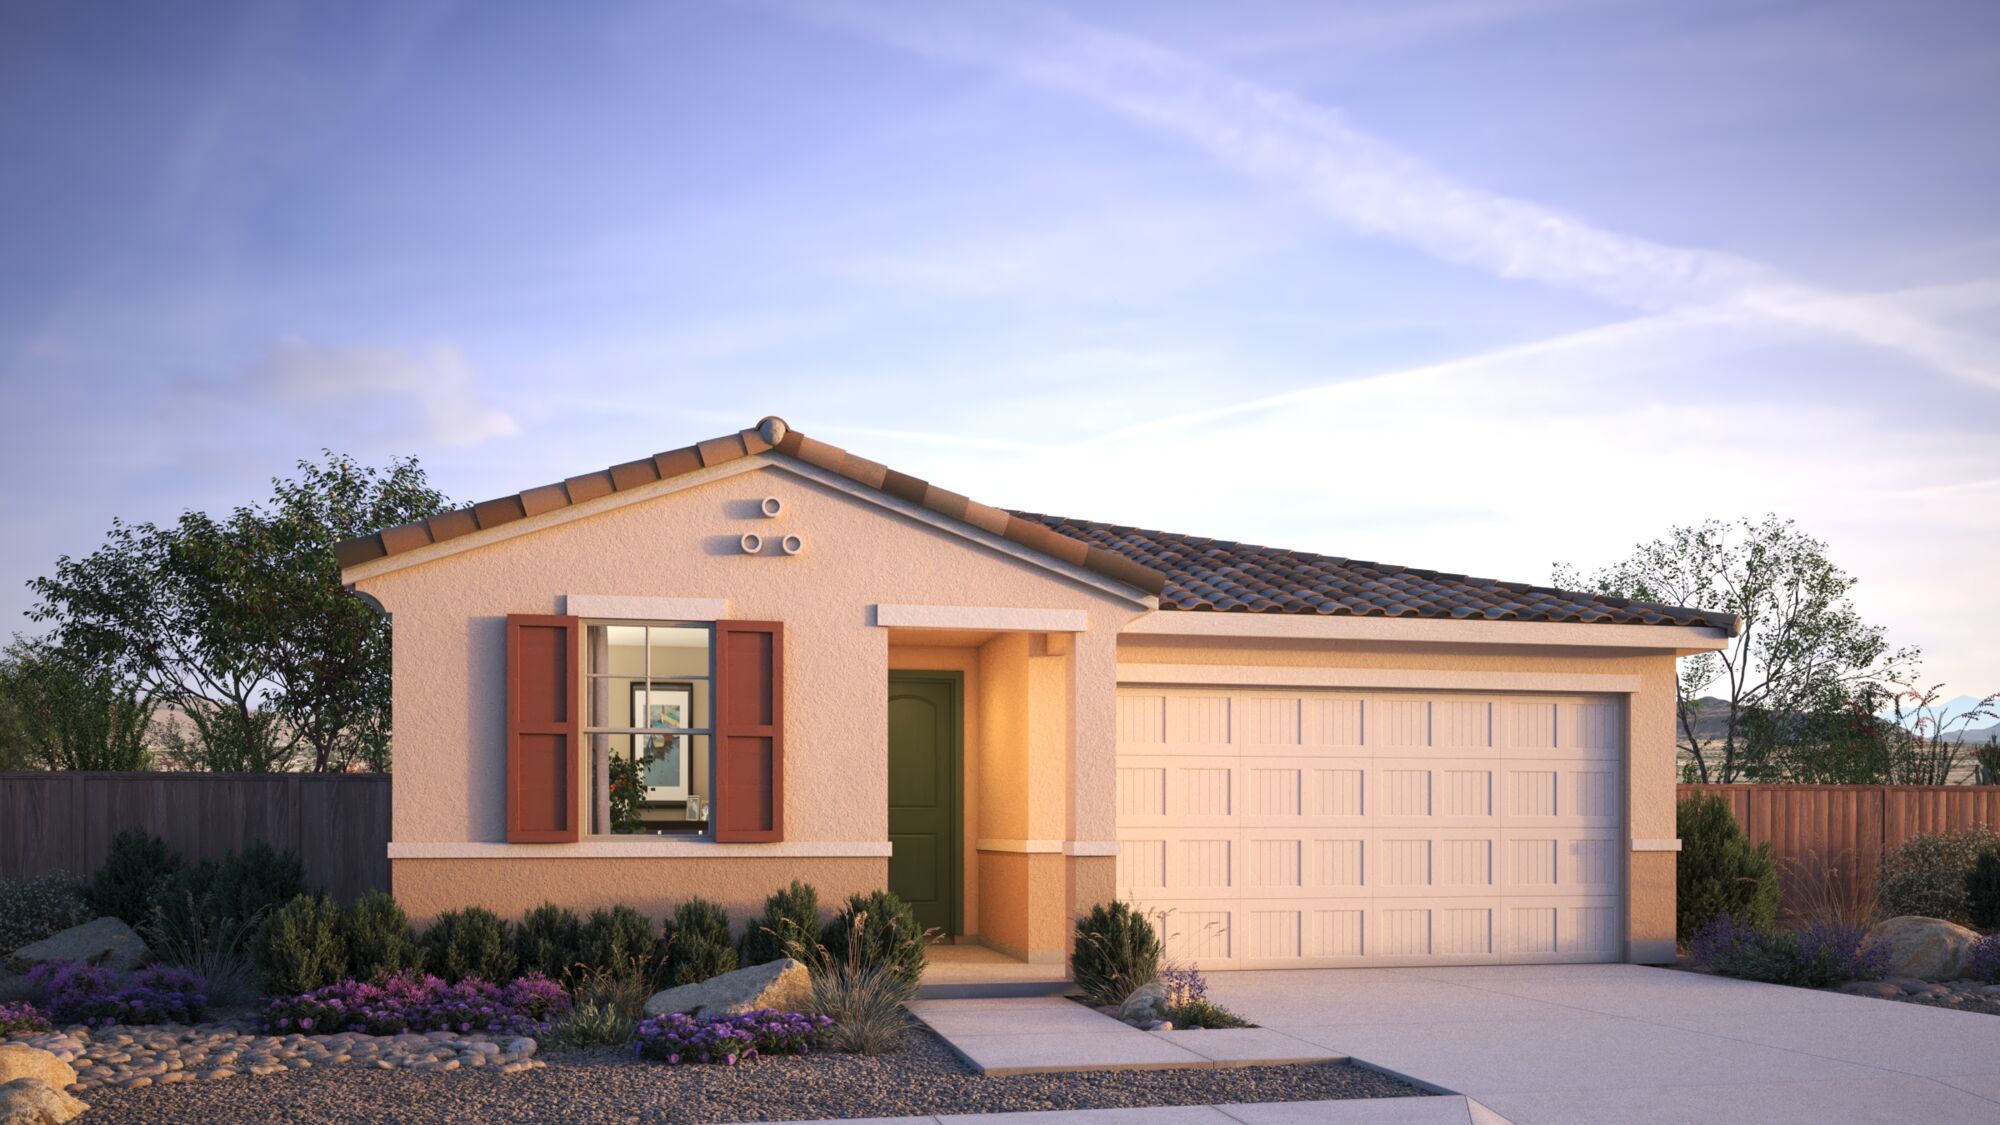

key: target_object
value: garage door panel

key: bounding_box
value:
[1118,685,1625,969]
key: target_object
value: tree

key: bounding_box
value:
[0,637,153,770]
[1555,516,1916,783]
[27,452,449,772]
[1737,682,1897,784]
[1884,685,1999,786]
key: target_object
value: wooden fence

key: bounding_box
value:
[0,772,391,903]
[1680,783,2000,913]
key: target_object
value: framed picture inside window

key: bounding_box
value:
[631,682,692,802]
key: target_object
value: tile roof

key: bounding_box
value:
[334,415,1735,633]
[1013,512,1739,631]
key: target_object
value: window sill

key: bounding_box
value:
[387,841,893,859]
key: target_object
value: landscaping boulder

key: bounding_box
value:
[0,1049,74,1094]
[1116,980,1169,1024]
[6,917,149,974]
[1864,915,1980,981]
[643,957,812,1018]
[0,1078,88,1125]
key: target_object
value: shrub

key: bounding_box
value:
[821,890,928,988]
[1677,793,1780,942]
[0,1001,49,1037]
[1781,850,1879,931]
[662,898,738,987]
[423,907,517,984]
[28,961,207,1026]
[258,970,569,1036]
[343,892,424,982]
[545,998,637,1048]
[143,889,263,1006]
[1965,851,2000,933]
[141,842,310,951]
[1072,901,1163,1006]
[0,873,93,956]
[742,880,819,967]
[91,830,182,925]
[579,905,659,992]
[632,1009,831,1066]
[516,903,585,983]
[1968,934,2000,984]
[1878,828,2000,924]
[1689,914,1885,988]
[1153,964,1248,1028]
[257,894,349,997]
[786,912,915,1055]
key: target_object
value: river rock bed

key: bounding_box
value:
[8,1023,544,1090]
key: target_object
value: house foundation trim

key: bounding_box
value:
[1117,663,1643,695]
[975,838,1121,856]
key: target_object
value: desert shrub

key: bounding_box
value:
[515,903,585,983]
[1677,793,1780,942]
[28,961,207,1026]
[821,890,928,988]
[0,873,93,956]
[143,842,311,944]
[546,998,637,1048]
[0,1000,50,1036]
[343,892,424,982]
[742,880,818,967]
[143,888,263,1007]
[580,905,660,992]
[1690,914,1884,988]
[1968,934,2000,984]
[91,830,182,925]
[1965,851,2000,933]
[785,912,915,1055]
[1781,850,1879,931]
[1072,901,1162,1006]
[633,1009,831,1066]
[259,970,568,1036]
[662,898,738,986]
[1877,828,2000,925]
[257,894,349,997]
[422,907,516,984]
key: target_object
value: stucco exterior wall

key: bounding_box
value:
[355,461,1143,850]
[1117,636,1683,964]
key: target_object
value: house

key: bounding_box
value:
[335,416,1736,969]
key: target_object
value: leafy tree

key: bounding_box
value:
[1555,517,1916,783]
[1736,682,1896,784]
[0,637,153,771]
[28,453,448,772]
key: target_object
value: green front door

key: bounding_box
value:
[888,673,962,936]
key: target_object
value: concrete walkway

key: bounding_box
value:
[1205,963,2000,1125]
[907,996,1345,1075]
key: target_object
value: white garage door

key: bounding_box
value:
[1114,685,1625,968]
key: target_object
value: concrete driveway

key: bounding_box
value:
[1204,964,2000,1125]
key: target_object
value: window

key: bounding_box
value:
[584,623,713,836]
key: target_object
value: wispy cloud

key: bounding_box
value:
[808,1,2000,389]
[196,338,519,450]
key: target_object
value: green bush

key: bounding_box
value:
[1965,851,2000,933]
[795,912,917,1054]
[662,897,738,986]
[210,841,308,924]
[579,905,659,991]
[742,880,819,966]
[1878,828,2000,925]
[0,873,94,956]
[423,907,517,983]
[1071,901,1162,1006]
[1676,793,1780,942]
[343,892,423,981]
[257,894,349,996]
[516,902,586,983]
[821,890,928,988]
[91,830,183,925]
[544,998,636,1048]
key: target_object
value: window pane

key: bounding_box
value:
[590,732,712,836]
[586,677,646,728]
[647,626,711,678]
[632,680,710,735]
[587,625,647,677]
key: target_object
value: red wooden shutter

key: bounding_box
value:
[714,620,783,843]
[506,614,580,843]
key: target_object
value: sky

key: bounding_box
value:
[0,0,1995,702]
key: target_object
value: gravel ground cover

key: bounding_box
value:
[79,1024,1427,1124]
[1838,975,2000,1014]
[10,1022,543,1091]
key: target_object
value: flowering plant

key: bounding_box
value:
[1968,933,2000,985]
[259,970,571,1036]
[0,1000,50,1037]
[1158,965,1208,1008]
[633,1008,832,1066]
[25,961,207,1026]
